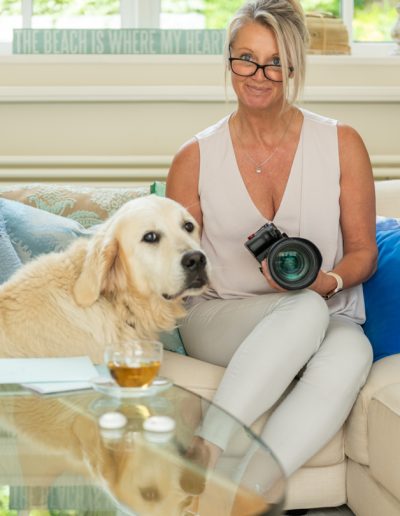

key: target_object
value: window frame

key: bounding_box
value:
[0,0,397,56]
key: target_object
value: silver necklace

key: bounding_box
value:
[233,110,295,174]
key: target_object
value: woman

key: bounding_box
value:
[167,0,377,478]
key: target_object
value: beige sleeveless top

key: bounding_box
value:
[193,108,365,324]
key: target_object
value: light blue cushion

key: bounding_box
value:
[0,211,22,284]
[0,198,91,264]
[158,328,186,355]
[363,216,400,362]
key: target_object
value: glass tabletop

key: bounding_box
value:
[0,383,285,516]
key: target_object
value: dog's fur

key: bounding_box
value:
[0,195,209,362]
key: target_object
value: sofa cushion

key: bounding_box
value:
[345,354,400,466]
[0,211,22,284]
[0,198,91,264]
[0,183,150,228]
[369,383,400,502]
[347,460,400,516]
[363,217,400,362]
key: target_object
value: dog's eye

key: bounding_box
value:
[184,221,195,233]
[139,486,161,502]
[142,231,160,243]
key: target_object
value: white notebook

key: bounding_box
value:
[0,356,98,394]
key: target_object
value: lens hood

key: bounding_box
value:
[267,237,322,290]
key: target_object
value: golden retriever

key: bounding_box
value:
[0,195,209,362]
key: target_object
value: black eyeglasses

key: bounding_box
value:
[228,52,293,83]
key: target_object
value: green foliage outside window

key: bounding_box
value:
[0,0,20,15]
[0,0,119,16]
[353,0,397,41]
[0,486,16,516]
[32,0,119,16]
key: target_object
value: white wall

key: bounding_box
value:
[0,54,399,185]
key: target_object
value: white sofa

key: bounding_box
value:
[1,179,399,514]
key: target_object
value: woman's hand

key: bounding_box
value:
[260,261,338,298]
[260,259,287,292]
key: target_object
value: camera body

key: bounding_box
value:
[245,222,322,290]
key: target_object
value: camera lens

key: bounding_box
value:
[268,238,322,290]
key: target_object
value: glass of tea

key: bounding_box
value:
[104,340,163,388]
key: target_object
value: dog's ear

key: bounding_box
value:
[73,233,119,307]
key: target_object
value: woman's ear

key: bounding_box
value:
[73,233,119,307]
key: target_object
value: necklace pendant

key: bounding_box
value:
[256,167,262,174]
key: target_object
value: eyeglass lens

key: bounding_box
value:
[230,59,283,82]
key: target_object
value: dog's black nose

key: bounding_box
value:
[181,251,207,272]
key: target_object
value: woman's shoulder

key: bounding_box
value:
[195,114,231,141]
[300,107,338,127]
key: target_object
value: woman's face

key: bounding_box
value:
[229,22,285,112]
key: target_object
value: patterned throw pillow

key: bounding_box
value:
[0,198,91,263]
[0,210,22,284]
[0,183,150,228]
[363,217,400,362]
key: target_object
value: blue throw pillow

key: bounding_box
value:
[363,216,400,362]
[0,198,91,264]
[0,210,22,284]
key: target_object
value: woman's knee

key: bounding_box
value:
[314,319,373,394]
[284,289,330,336]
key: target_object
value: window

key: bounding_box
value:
[0,0,398,55]
[31,0,120,30]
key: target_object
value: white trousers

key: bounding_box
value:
[180,290,373,477]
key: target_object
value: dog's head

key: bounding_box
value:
[73,195,209,307]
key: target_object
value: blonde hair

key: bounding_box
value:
[225,0,309,105]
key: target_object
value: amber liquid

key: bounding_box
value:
[108,361,161,387]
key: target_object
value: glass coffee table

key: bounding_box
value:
[0,382,285,515]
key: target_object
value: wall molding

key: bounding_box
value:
[0,154,399,182]
[1,85,400,103]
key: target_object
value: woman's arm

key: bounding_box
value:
[310,123,378,297]
[262,124,378,297]
[166,138,203,230]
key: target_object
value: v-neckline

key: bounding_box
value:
[227,111,305,223]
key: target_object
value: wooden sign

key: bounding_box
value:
[13,29,226,55]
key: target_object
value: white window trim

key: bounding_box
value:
[21,0,33,28]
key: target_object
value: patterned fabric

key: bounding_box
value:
[0,210,22,284]
[0,198,91,264]
[0,183,150,228]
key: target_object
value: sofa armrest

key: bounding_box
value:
[368,383,400,502]
[345,354,400,465]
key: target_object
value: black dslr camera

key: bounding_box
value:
[245,222,322,290]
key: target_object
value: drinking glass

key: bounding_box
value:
[104,340,163,388]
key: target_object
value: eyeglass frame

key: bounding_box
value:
[228,48,294,83]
